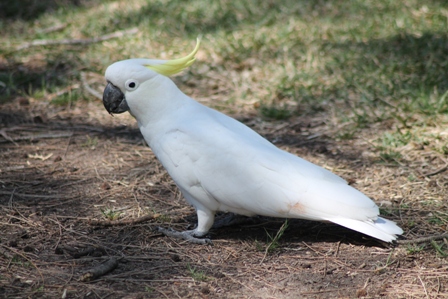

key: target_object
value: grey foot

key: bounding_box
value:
[156,227,212,245]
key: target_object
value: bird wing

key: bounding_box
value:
[148,101,379,223]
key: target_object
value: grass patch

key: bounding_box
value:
[2,1,447,119]
[144,286,154,294]
[11,255,31,268]
[100,208,122,221]
[406,244,426,255]
[427,212,448,226]
[186,263,208,282]
[264,220,289,253]
[380,130,413,148]
[378,150,402,164]
[1,1,447,137]
[82,135,99,149]
[259,103,293,120]
[431,240,448,258]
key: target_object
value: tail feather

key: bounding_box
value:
[330,217,403,242]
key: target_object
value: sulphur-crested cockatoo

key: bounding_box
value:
[102,39,402,244]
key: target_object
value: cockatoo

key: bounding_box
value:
[102,39,402,244]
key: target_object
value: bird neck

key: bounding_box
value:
[128,75,190,128]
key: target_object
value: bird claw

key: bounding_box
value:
[156,227,213,245]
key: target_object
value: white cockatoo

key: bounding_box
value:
[102,39,402,244]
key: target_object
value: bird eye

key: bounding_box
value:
[125,79,139,91]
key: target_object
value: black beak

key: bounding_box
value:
[103,82,130,114]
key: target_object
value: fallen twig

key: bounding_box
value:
[58,245,106,259]
[418,275,430,299]
[28,153,53,161]
[81,72,103,100]
[423,165,448,177]
[0,190,66,199]
[79,257,118,282]
[88,214,155,227]
[16,28,138,51]
[39,23,67,34]
[0,129,19,146]
[0,132,73,143]
[46,83,80,101]
[422,156,448,177]
[299,287,358,295]
[397,234,448,245]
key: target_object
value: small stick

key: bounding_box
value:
[0,191,65,199]
[423,156,448,177]
[63,133,73,158]
[0,132,73,143]
[0,129,19,146]
[16,28,138,51]
[39,24,67,34]
[79,257,118,282]
[418,275,430,299]
[88,214,155,227]
[81,72,103,100]
[334,241,341,257]
[424,165,448,177]
[397,233,448,245]
[46,83,80,101]
[57,245,94,258]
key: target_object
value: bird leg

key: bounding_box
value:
[156,206,215,244]
[156,213,260,244]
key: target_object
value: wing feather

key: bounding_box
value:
[150,102,378,222]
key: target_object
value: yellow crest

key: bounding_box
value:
[146,38,201,76]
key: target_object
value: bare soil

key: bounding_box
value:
[1,98,447,298]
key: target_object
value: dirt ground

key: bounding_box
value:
[1,95,448,298]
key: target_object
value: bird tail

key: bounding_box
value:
[330,217,403,242]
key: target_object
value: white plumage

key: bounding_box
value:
[102,42,402,243]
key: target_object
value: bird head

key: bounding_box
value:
[102,38,200,115]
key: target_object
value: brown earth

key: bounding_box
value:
[1,95,447,298]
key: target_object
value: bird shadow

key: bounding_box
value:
[178,212,392,248]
